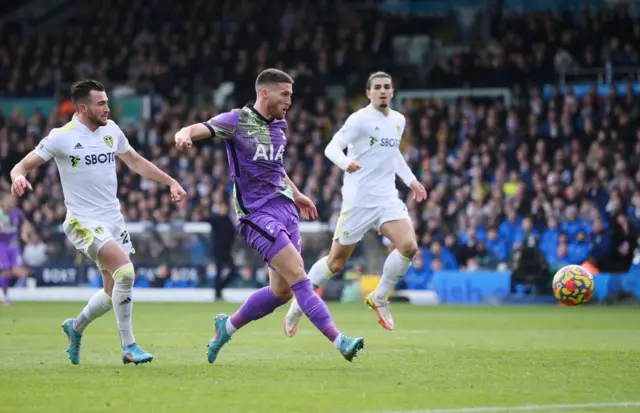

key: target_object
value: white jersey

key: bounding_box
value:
[325,105,416,208]
[34,115,131,220]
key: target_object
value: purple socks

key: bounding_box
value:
[226,279,341,344]
[290,278,340,342]
[229,287,287,329]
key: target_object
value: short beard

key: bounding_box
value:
[90,113,108,126]
[268,104,283,120]
[378,103,388,109]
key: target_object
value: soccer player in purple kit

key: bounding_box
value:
[175,68,365,364]
[0,195,28,306]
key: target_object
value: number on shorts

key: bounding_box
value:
[121,230,130,245]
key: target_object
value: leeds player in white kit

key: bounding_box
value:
[284,72,427,335]
[10,80,187,365]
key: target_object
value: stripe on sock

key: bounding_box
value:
[398,252,413,264]
[113,263,135,280]
[321,257,333,277]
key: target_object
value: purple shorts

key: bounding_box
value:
[0,247,22,270]
[237,196,301,267]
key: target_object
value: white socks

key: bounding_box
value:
[225,318,237,335]
[309,250,412,302]
[73,289,113,334]
[112,264,136,348]
[332,333,343,349]
[373,249,413,302]
[308,256,335,289]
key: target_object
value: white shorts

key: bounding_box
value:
[333,198,409,245]
[63,214,135,269]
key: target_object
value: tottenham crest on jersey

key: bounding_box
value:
[103,135,114,148]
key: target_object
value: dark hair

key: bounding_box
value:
[255,69,294,89]
[366,71,392,90]
[70,80,105,105]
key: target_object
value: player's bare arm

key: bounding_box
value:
[174,123,214,149]
[284,173,318,220]
[9,151,47,197]
[117,148,187,202]
[283,173,301,197]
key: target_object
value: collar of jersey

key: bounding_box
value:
[367,104,391,118]
[72,114,98,134]
[244,104,273,124]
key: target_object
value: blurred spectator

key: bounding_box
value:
[237,266,261,289]
[589,218,611,268]
[400,252,431,290]
[569,231,590,264]
[426,240,458,271]
[208,202,239,300]
[610,213,639,273]
[485,227,509,263]
[22,233,48,267]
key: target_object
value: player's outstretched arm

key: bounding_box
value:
[10,151,47,197]
[284,173,301,197]
[117,148,187,202]
[174,123,214,150]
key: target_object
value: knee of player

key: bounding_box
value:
[112,263,136,287]
[97,241,132,271]
[272,286,294,302]
[398,240,418,259]
[289,265,307,283]
[326,256,346,274]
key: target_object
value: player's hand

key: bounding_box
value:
[345,160,361,173]
[293,193,318,220]
[175,131,193,150]
[170,182,187,202]
[410,180,427,202]
[11,176,32,197]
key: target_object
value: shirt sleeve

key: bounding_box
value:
[395,150,416,186]
[34,135,58,161]
[394,114,416,186]
[116,128,132,153]
[324,113,363,170]
[202,110,239,140]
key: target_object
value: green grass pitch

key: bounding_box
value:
[1,302,639,413]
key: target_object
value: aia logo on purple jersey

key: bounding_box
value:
[252,144,285,162]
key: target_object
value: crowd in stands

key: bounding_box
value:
[1,3,640,291]
[430,9,640,89]
[0,0,434,101]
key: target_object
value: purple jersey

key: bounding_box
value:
[203,105,294,218]
[0,208,25,248]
